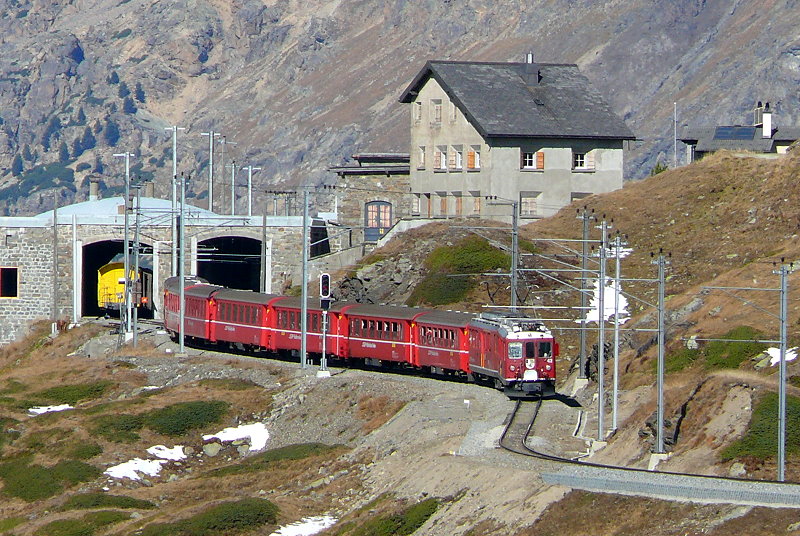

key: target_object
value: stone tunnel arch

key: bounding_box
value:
[81,239,153,318]
[196,235,262,291]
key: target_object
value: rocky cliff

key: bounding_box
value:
[0,0,798,215]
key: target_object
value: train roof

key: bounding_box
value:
[415,310,474,328]
[343,303,433,320]
[213,288,281,305]
[270,296,351,313]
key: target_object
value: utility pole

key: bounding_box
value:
[165,126,185,277]
[597,218,609,440]
[218,136,237,215]
[486,196,519,312]
[653,251,668,454]
[577,208,593,379]
[114,151,135,337]
[201,131,219,212]
[178,172,187,354]
[132,185,141,347]
[300,187,309,369]
[775,261,792,481]
[673,102,678,168]
[228,159,237,215]
[611,233,625,431]
[243,165,261,217]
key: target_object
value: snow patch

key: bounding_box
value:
[104,458,168,481]
[579,278,630,324]
[203,422,269,451]
[768,347,798,367]
[268,515,337,536]
[147,445,186,461]
[28,404,73,415]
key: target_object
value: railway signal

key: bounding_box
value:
[320,273,331,299]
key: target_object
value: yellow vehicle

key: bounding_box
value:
[97,254,153,314]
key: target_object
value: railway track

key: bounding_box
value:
[499,398,800,508]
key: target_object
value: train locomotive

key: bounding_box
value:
[163,276,558,397]
[97,254,154,315]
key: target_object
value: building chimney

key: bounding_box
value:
[762,102,772,139]
[89,177,100,201]
[754,101,764,127]
[523,51,540,85]
[144,181,155,198]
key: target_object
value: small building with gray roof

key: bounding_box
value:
[680,102,800,162]
[398,55,635,222]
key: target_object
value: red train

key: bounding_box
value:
[163,277,558,397]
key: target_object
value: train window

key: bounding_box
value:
[361,319,367,332]
[538,341,552,357]
[289,311,296,329]
[311,314,318,332]
[351,319,360,336]
[368,320,375,338]
[526,342,536,358]
[508,342,523,359]
[239,305,244,323]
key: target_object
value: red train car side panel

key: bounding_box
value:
[414,310,473,373]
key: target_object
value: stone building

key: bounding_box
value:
[329,153,411,252]
[0,194,307,344]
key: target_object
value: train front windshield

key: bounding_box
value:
[508,341,552,359]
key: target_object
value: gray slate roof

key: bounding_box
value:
[399,60,635,140]
[681,126,800,153]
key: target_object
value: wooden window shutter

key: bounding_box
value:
[467,150,475,169]
[448,149,456,169]
[434,149,442,168]
[537,151,545,169]
[587,152,595,169]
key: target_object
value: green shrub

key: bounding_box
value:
[0,516,25,532]
[91,413,144,442]
[407,236,509,306]
[82,510,129,527]
[204,443,341,478]
[61,492,156,511]
[721,392,800,461]
[425,235,509,274]
[663,326,767,373]
[0,379,26,394]
[33,519,92,536]
[0,461,62,501]
[664,347,700,373]
[30,381,112,405]
[67,442,103,460]
[50,460,101,485]
[198,378,260,391]
[350,498,439,536]
[143,401,229,436]
[406,273,471,306]
[139,498,278,536]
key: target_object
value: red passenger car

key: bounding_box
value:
[269,297,350,357]
[340,304,426,364]
[163,276,220,341]
[210,288,279,349]
[413,310,473,374]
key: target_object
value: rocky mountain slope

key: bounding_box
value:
[0,0,798,215]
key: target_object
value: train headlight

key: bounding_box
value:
[509,365,516,372]
[545,365,551,371]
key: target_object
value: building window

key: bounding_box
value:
[467,146,481,170]
[454,194,463,216]
[434,146,447,170]
[0,267,18,298]
[571,192,591,202]
[412,194,421,216]
[522,151,544,170]
[520,192,542,218]
[573,151,595,170]
[414,101,422,123]
[418,146,426,170]
[365,201,392,242]
[439,194,448,215]
[471,193,481,215]
[431,99,442,125]
[450,146,463,170]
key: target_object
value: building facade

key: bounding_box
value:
[399,57,635,222]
